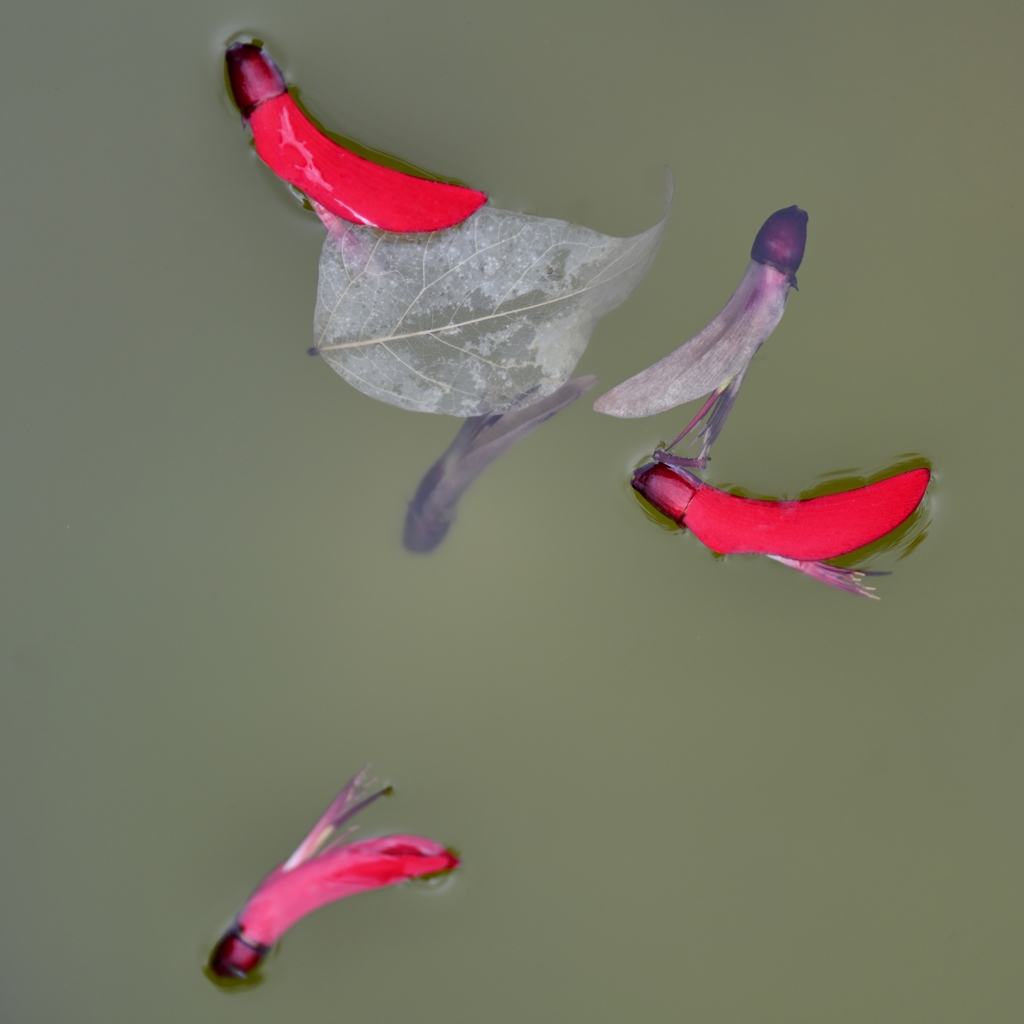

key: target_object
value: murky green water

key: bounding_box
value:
[2,2,1022,1021]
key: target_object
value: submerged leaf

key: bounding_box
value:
[312,199,669,417]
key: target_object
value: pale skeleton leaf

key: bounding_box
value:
[313,201,669,416]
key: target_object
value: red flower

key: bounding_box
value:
[632,458,930,597]
[225,43,487,233]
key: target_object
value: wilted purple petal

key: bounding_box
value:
[592,258,790,418]
[593,206,807,456]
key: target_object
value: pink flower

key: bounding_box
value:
[208,769,458,982]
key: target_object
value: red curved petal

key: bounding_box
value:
[237,835,458,946]
[683,468,930,559]
[248,94,487,232]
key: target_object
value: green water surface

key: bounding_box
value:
[1,1,1021,1021]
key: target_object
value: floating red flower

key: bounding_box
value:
[225,43,487,233]
[632,458,930,597]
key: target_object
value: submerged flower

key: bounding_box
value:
[225,42,487,233]
[632,456,930,597]
[404,376,597,552]
[594,206,808,466]
[208,768,458,983]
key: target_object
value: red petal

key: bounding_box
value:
[339,852,457,886]
[683,468,930,559]
[248,94,487,232]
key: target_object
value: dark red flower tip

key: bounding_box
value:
[632,462,700,523]
[750,206,808,278]
[208,931,268,979]
[226,43,287,118]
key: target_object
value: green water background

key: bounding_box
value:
[1,1,1021,1020]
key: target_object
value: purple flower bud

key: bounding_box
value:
[750,206,808,279]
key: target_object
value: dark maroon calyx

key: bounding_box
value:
[208,930,268,979]
[631,462,699,523]
[750,206,808,280]
[225,43,287,117]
